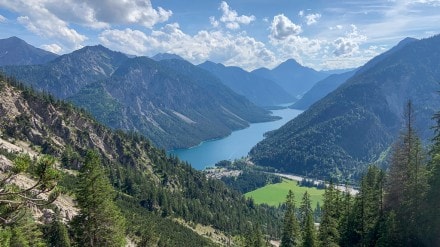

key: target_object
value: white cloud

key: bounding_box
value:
[41,43,62,53]
[218,1,255,30]
[298,10,304,17]
[333,24,367,57]
[99,24,277,71]
[0,0,172,50]
[270,14,302,40]
[0,14,6,23]
[99,28,150,55]
[305,13,321,25]
[210,16,219,28]
[41,0,172,29]
[17,15,87,49]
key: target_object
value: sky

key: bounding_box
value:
[0,0,439,71]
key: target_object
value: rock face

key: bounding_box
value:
[250,35,440,180]
[0,43,275,149]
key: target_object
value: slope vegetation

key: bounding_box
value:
[250,35,440,180]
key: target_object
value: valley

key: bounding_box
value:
[169,106,302,169]
[0,1,440,244]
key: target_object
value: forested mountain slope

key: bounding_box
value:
[68,57,276,149]
[291,70,356,110]
[250,35,440,180]
[0,74,282,246]
[1,44,128,98]
[199,61,294,106]
[0,42,275,150]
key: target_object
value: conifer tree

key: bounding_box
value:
[424,107,440,245]
[318,182,340,247]
[299,192,316,247]
[281,190,301,247]
[385,101,427,244]
[72,150,126,247]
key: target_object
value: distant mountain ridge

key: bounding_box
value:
[0,39,275,149]
[198,61,294,106]
[250,35,440,180]
[0,36,58,66]
[291,70,356,110]
[252,59,328,98]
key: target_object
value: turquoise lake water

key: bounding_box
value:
[169,107,302,170]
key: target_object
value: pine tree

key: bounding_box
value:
[424,107,440,245]
[385,101,427,245]
[45,218,71,247]
[318,182,340,247]
[299,192,317,247]
[281,190,302,247]
[72,150,126,247]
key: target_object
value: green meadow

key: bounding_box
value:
[245,179,324,208]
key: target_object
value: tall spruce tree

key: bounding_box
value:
[299,192,316,247]
[385,101,427,245]
[281,190,302,247]
[72,150,126,247]
[425,106,440,245]
[318,182,340,247]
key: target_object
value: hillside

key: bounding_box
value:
[252,59,328,98]
[69,57,276,149]
[0,36,58,66]
[291,70,356,110]
[199,61,294,106]
[0,42,276,150]
[1,44,128,98]
[0,74,282,246]
[250,35,440,180]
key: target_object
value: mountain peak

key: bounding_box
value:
[0,36,58,66]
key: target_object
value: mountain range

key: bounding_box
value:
[0,73,281,245]
[250,35,440,180]
[0,38,276,149]
[252,59,328,98]
[198,61,294,106]
[291,70,356,110]
[0,36,58,66]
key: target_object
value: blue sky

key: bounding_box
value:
[0,0,439,71]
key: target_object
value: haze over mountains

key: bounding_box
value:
[250,35,440,180]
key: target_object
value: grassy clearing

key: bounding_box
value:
[245,179,324,208]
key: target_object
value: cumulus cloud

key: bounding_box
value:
[41,43,62,53]
[44,0,172,28]
[209,16,219,28]
[17,15,87,49]
[0,14,6,22]
[218,1,255,30]
[270,14,302,40]
[305,13,321,25]
[333,24,367,57]
[99,24,277,70]
[0,0,172,50]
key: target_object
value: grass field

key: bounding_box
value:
[245,179,324,208]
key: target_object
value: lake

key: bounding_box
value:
[169,107,302,170]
